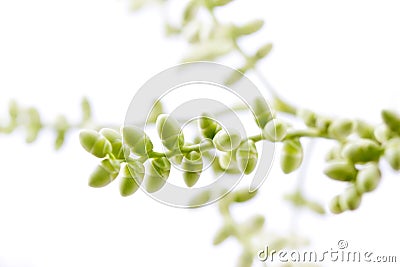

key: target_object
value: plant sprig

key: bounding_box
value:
[0,97,118,149]
[80,93,400,214]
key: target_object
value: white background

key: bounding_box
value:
[0,0,400,266]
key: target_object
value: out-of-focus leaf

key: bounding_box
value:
[183,39,233,62]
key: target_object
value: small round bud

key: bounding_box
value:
[356,163,381,193]
[315,116,332,133]
[189,190,212,207]
[232,189,258,203]
[328,119,353,139]
[382,109,400,134]
[119,160,145,197]
[297,109,317,127]
[89,159,120,188]
[354,120,375,139]
[218,151,239,172]
[182,151,203,187]
[384,138,400,171]
[342,139,382,163]
[255,43,273,59]
[233,19,264,37]
[323,160,357,182]
[213,225,233,245]
[100,128,129,159]
[236,140,258,174]
[122,126,153,156]
[280,139,303,174]
[374,124,392,143]
[198,113,220,139]
[329,195,344,214]
[339,187,362,211]
[213,128,241,152]
[144,157,171,193]
[253,97,273,128]
[263,118,288,142]
[156,114,184,151]
[80,130,112,158]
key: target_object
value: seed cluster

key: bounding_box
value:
[80,97,400,215]
[79,99,275,196]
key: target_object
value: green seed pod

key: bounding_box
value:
[297,109,317,127]
[253,97,273,128]
[232,189,258,203]
[182,1,198,25]
[356,163,381,193]
[355,120,375,139]
[100,128,129,159]
[382,109,400,134]
[26,107,43,143]
[236,140,258,174]
[8,100,19,121]
[156,114,184,151]
[144,157,171,193]
[189,190,212,207]
[255,43,273,60]
[213,128,241,152]
[315,116,332,133]
[384,138,400,171]
[213,224,233,245]
[280,139,303,174]
[342,139,382,163]
[54,115,69,150]
[233,19,264,37]
[198,113,220,139]
[374,124,392,143]
[147,99,164,124]
[122,126,153,156]
[54,132,65,150]
[218,151,239,172]
[323,160,357,182]
[119,161,145,197]
[81,97,92,123]
[88,159,120,188]
[329,195,344,214]
[263,118,288,142]
[80,130,112,158]
[306,201,326,215]
[328,119,354,139]
[339,187,362,211]
[182,151,203,187]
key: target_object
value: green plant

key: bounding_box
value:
[1,1,399,267]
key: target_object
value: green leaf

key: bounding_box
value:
[280,139,303,174]
[81,97,92,123]
[236,140,258,174]
[122,126,153,156]
[89,159,120,188]
[79,130,112,158]
[323,160,357,182]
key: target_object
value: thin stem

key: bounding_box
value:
[285,128,322,139]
